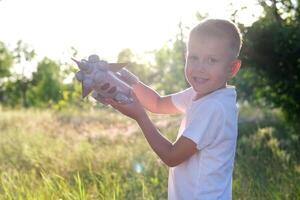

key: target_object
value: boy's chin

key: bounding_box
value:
[191,87,209,98]
[191,85,209,93]
[192,86,219,99]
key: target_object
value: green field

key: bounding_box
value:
[0,105,299,199]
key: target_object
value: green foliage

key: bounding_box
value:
[0,108,299,199]
[229,67,267,104]
[234,127,300,199]
[257,0,300,24]
[241,18,300,125]
[236,103,300,199]
[0,78,32,108]
[152,24,189,95]
[0,109,169,199]
[0,41,13,78]
[13,40,35,63]
[27,58,63,107]
[0,40,36,107]
[54,81,91,110]
[117,48,152,85]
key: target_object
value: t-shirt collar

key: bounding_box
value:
[191,85,236,104]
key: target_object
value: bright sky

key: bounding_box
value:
[0,0,262,64]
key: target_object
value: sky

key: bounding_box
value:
[0,0,262,74]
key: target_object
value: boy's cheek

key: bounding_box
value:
[209,70,226,84]
[184,67,191,81]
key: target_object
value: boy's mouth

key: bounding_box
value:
[193,77,208,84]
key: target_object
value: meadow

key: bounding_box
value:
[0,104,299,200]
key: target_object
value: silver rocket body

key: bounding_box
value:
[72,54,133,104]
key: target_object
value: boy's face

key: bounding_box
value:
[185,34,241,100]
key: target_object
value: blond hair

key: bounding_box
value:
[190,18,243,58]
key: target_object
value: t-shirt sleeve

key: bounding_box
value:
[182,100,225,150]
[171,87,194,113]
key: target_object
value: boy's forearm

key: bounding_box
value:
[136,112,174,166]
[132,82,161,113]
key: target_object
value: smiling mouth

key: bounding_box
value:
[193,77,208,84]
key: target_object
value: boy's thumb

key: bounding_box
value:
[130,90,139,101]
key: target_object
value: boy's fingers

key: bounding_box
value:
[130,90,139,102]
[94,96,109,105]
[99,100,109,105]
[105,98,118,107]
[115,72,126,82]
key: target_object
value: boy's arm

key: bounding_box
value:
[104,95,197,167]
[136,111,197,167]
[116,68,181,114]
[132,82,181,114]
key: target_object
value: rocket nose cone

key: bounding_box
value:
[71,58,80,65]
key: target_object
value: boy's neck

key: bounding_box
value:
[192,84,228,101]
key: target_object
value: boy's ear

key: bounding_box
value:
[229,59,241,78]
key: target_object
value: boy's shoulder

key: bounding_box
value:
[193,86,236,106]
[189,98,225,121]
[189,87,237,119]
[172,86,236,114]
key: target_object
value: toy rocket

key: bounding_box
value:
[72,54,133,104]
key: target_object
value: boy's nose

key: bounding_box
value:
[193,61,206,72]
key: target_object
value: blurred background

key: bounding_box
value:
[0,0,299,199]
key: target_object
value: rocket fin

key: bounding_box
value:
[82,82,93,98]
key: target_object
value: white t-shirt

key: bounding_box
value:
[169,86,238,200]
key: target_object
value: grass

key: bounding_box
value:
[0,105,299,199]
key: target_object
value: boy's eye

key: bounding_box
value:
[188,56,198,61]
[207,57,217,64]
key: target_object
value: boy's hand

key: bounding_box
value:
[103,91,146,121]
[116,68,139,87]
[92,92,109,105]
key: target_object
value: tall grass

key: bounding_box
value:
[0,105,299,199]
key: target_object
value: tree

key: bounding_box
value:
[117,48,152,85]
[27,58,63,107]
[55,47,88,109]
[12,40,36,107]
[0,41,13,78]
[152,22,189,95]
[257,0,300,24]
[241,0,300,124]
[0,41,13,104]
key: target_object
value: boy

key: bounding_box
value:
[98,18,242,199]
